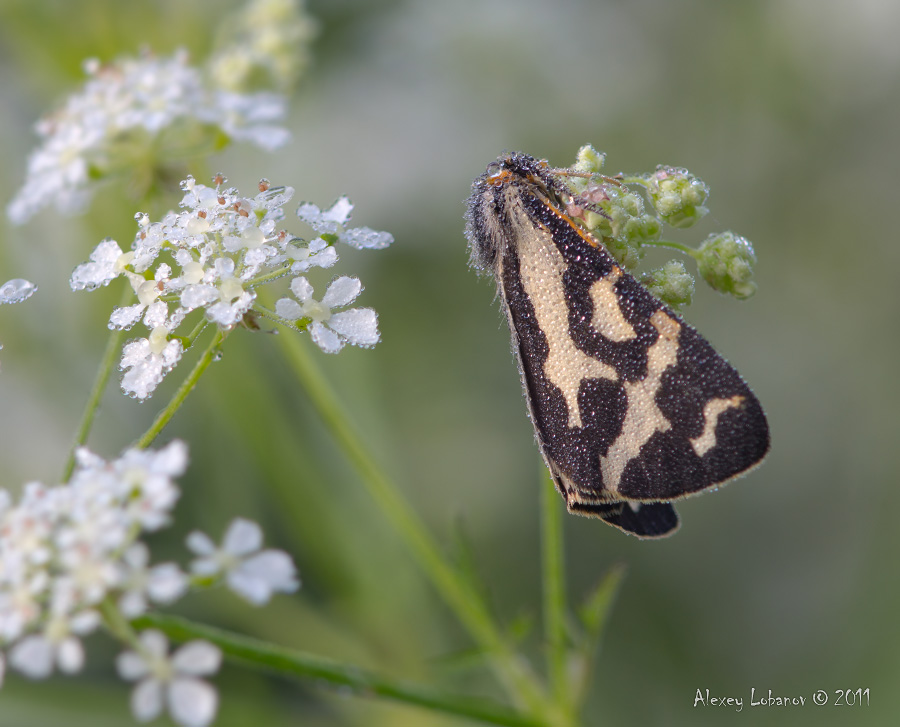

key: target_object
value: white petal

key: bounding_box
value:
[56,637,85,673]
[328,309,379,347]
[120,338,151,367]
[226,570,272,605]
[222,518,262,556]
[139,629,170,660]
[9,636,55,678]
[147,564,189,604]
[205,292,254,328]
[322,276,361,308]
[132,678,164,722]
[240,551,299,595]
[186,531,217,557]
[110,304,146,330]
[295,202,326,230]
[322,197,353,225]
[70,239,124,290]
[154,440,189,476]
[121,354,165,399]
[117,650,150,681]
[168,678,219,727]
[274,298,303,320]
[342,227,393,250]
[289,276,313,302]
[119,590,148,619]
[0,278,37,304]
[315,246,339,268]
[171,641,221,676]
[143,300,169,328]
[213,257,235,278]
[69,610,101,635]
[180,284,219,310]
[228,551,298,605]
[190,556,221,577]
[309,321,343,354]
[123,543,151,569]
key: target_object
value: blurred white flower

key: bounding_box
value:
[117,630,221,727]
[8,50,291,225]
[187,518,298,605]
[118,544,189,618]
[0,442,189,678]
[276,276,379,353]
[8,609,99,679]
[209,0,316,93]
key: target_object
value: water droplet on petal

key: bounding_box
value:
[0,279,37,304]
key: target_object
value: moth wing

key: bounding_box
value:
[498,191,768,532]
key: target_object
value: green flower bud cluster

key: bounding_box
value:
[564,148,664,271]
[574,184,663,270]
[557,146,759,306]
[640,260,695,310]
[643,165,709,229]
[695,232,757,299]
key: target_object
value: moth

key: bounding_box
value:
[465,152,769,537]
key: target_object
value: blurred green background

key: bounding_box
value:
[1,0,898,725]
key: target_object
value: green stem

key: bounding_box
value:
[99,597,143,651]
[62,283,133,482]
[642,239,698,257]
[135,614,545,727]
[134,329,225,450]
[540,471,570,723]
[253,302,304,333]
[246,263,293,288]
[279,334,548,716]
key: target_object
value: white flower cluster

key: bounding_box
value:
[209,0,317,93]
[70,175,391,399]
[7,49,290,225]
[0,441,299,727]
[0,442,188,683]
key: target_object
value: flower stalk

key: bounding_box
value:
[136,613,545,727]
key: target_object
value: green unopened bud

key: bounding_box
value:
[645,165,709,229]
[641,260,695,309]
[621,214,662,246]
[573,144,606,175]
[696,232,757,299]
[603,237,642,270]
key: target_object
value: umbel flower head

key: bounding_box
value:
[7,49,290,225]
[0,441,299,726]
[0,442,188,684]
[70,175,392,399]
[209,0,317,93]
